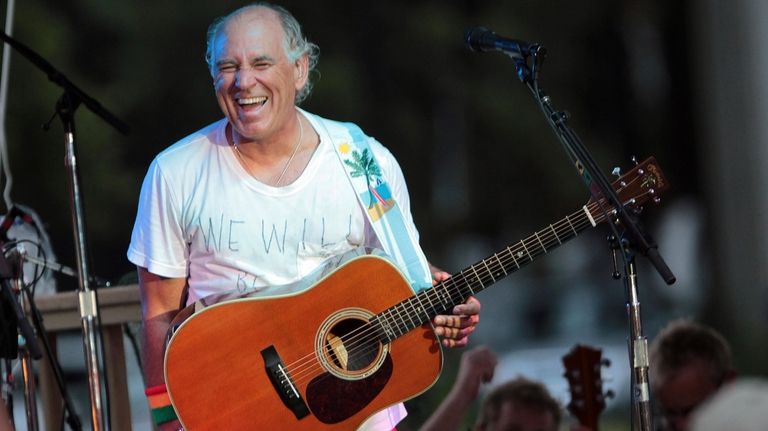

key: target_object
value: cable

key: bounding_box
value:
[0,0,17,211]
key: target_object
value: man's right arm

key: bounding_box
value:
[138,266,187,430]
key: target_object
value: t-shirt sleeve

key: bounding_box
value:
[126,159,188,278]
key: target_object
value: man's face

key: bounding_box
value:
[210,8,307,144]
[484,401,557,431]
[655,360,722,431]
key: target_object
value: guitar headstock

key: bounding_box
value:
[562,344,612,431]
[587,156,669,214]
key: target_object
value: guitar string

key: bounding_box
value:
[279,203,605,387]
[284,208,607,388]
[279,195,622,388]
[278,178,649,387]
[281,210,601,388]
[281,197,614,387]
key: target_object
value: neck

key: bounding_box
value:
[230,112,302,154]
[228,111,318,186]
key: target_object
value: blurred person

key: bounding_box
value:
[690,377,768,431]
[422,346,568,431]
[649,319,737,431]
[127,2,481,430]
[0,399,10,431]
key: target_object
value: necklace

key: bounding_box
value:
[232,112,304,186]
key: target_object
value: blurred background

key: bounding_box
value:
[1,0,767,430]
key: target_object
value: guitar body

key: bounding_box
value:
[165,254,443,430]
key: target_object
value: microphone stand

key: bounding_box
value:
[0,243,42,431]
[497,44,676,430]
[12,249,39,431]
[7,244,84,431]
[0,30,130,431]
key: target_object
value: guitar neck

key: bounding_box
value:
[372,202,606,342]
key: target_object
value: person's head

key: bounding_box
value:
[475,377,561,431]
[650,319,736,431]
[205,3,319,144]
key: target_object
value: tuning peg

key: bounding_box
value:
[631,155,639,166]
[612,167,621,177]
[653,196,661,204]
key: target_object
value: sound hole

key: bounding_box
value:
[325,318,380,373]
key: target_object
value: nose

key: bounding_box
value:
[234,66,258,89]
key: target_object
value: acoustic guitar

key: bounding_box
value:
[164,157,666,430]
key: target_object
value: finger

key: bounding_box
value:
[453,297,481,315]
[442,336,469,348]
[431,271,451,285]
[433,314,462,328]
[434,325,461,339]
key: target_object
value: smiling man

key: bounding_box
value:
[128,3,481,431]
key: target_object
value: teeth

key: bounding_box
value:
[238,96,267,105]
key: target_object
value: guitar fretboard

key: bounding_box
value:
[371,203,607,343]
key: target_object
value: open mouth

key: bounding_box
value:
[237,96,268,107]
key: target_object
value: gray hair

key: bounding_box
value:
[205,3,320,104]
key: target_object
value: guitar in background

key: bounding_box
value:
[563,344,614,431]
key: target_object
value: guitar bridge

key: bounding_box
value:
[262,345,310,419]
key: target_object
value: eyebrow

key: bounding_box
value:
[215,55,277,68]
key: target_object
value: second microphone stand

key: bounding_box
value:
[508,44,676,431]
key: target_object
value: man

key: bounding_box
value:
[127,3,480,430]
[422,346,563,431]
[649,319,736,431]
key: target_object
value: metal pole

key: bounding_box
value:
[623,252,652,431]
[62,113,107,430]
[14,255,39,431]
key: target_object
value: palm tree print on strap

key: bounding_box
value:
[342,148,394,221]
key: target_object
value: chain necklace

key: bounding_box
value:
[232,112,304,186]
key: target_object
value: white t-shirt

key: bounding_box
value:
[128,110,419,430]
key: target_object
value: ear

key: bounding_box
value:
[294,54,309,91]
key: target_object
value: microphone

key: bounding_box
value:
[464,27,537,59]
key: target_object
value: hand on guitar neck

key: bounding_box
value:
[429,264,481,348]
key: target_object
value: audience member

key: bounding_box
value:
[422,345,563,431]
[690,377,768,431]
[649,319,736,431]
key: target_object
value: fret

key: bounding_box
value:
[550,224,562,244]
[468,266,483,293]
[480,259,496,284]
[379,310,393,339]
[520,240,533,261]
[493,254,508,276]
[412,295,430,322]
[400,301,417,329]
[388,306,406,337]
[534,231,547,253]
[506,246,521,269]
[421,289,438,315]
[376,315,395,342]
[565,214,579,236]
[436,282,453,308]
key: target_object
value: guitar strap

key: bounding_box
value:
[329,120,432,293]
